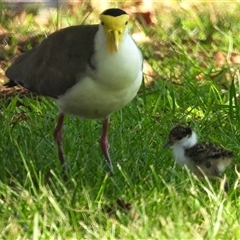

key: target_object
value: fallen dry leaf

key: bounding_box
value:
[102,198,138,221]
[143,60,156,85]
[214,51,227,67]
[230,53,240,64]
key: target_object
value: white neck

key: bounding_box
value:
[181,131,198,149]
[172,131,198,167]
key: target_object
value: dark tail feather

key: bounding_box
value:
[3,80,18,88]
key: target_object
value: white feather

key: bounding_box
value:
[56,25,142,119]
[172,131,198,168]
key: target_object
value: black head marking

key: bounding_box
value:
[101,8,127,17]
[170,125,192,141]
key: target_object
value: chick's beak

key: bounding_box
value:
[164,141,173,148]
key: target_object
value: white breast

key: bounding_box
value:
[173,146,190,167]
[56,26,143,119]
[173,146,197,173]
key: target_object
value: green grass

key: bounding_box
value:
[1,1,240,239]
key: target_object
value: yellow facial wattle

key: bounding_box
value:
[99,14,129,52]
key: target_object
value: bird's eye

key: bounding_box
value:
[101,22,104,25]
[125,21,128,25]
[205,162,212,168]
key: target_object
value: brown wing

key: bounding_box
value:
[5,25,99,98]
[185,142,233,164]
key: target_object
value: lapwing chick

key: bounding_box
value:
[4,8,143,174]
[165,125,233,190]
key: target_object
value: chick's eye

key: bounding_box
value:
[101,21,104,25]
[125,21,128,25]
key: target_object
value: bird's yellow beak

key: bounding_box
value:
[100,14,129,53]
[109,29,120,52]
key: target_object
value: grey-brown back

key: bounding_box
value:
[185,142,233,164]
[5,25,99,98]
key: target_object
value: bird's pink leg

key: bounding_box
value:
[100,118,114,173]
[53,113,65,166]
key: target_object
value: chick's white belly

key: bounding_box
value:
[55,74,141,119]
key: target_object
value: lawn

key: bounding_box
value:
[0,1,240,239]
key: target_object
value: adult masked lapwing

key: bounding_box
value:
[165,125,233,190]
[5,8,143,173]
